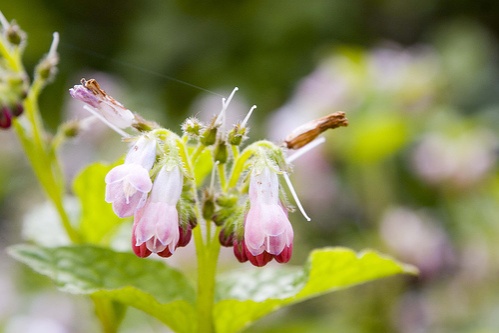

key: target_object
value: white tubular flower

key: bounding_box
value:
[133,165,183,257]
[243,166,294,266]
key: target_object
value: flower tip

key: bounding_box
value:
[50,32,60,55]
[0,11,9,30]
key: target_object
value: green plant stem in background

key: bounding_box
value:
[91,296,126,333]
[13,77,81,244]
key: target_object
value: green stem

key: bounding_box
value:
[230,145,239,161]
[191,144,206,163]
[0,38,24,72]
[91,296,126,333]
[194,224,221,333]
[13,77,80,243]
[217,163,227,192]
[226,148,254,190]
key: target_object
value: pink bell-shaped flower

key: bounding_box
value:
[242,166,294,266]
[105,135,157,217]
[132,165,184,257]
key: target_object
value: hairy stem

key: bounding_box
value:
[194,222,221,333]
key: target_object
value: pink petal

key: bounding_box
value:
[134,202,180,254]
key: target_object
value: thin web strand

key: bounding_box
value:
[60,42,224,98]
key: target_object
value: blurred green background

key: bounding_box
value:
[1,0,499,332]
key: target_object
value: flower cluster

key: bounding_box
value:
[0,12,60,130]
[70,79,343,266]
[105,132,193,258]
[0,15,28,129]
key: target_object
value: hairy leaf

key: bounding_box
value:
[8,244,196,333]
[214,247,416,333]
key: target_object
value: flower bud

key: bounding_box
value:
[12,103,23,117]
[0,106,12,129]
[5,22,26,46]
[177,225,192,248]
[227,124,247,146]
[214,140,228,164]
[216,193,238,207]
[36,53,58,82]
[233,239,248,263]
[200,117,218,146]
[182,117,203,137]
[202,190,216,221]
[218,228,234,247]
[60,120,81,138]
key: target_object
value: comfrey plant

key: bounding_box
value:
[2,13,416,333]
[70,78,321,267]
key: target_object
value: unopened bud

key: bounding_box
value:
[35,32,59,82]
[219,228,235,247]
[0,106,12,129]
[177,225,192,248]
[284,111,348,149]
[189,217,198,228]
[200,117,218,146]
[202,190,216,221]
[214,140,228,164]
[182,117,203,137]
[12,103,23,117]
[216,194,237,207]
[227,124,247,146]
[36,57,58,81]
[6,22,25,46]
[233,239,248,263]
[61,120,81,138]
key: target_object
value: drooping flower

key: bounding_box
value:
[240,166,294,266]
[105,135,157,217]
[69,78,135,129]
[132,164,187,257]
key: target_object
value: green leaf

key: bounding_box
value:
[73,162,123,244]
[214,247,417,333]
[8,244,197,333]
[193,148,213,186]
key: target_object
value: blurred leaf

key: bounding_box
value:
[8,244,196,333]
[344,113,408,163]
[73,162,123,244]
[214,247,416,333]
[22,197,80,246]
